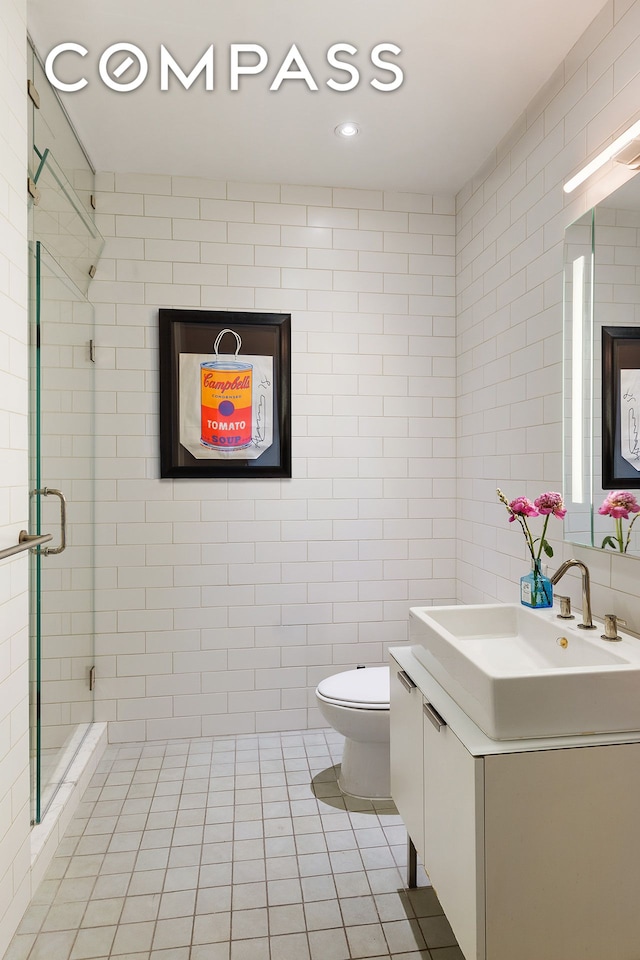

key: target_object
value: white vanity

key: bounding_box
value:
[389,604,640,960]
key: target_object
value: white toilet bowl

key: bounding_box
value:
[315,666,390,800]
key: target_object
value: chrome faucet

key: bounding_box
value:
[550,559,596,630]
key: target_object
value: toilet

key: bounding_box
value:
[315,665,390,800]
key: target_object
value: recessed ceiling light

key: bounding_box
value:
[335,122,359,138]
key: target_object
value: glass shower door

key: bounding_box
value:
[29,240,96,823]
[27,42,104,824]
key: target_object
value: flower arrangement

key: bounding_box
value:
[496,488,567,608]
[598,491,640,553]
[497,488,567,562]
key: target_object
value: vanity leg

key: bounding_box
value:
[407,836,417,888]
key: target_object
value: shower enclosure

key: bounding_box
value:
[27,46,103,822]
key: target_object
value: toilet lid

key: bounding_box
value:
[316,666,390,710]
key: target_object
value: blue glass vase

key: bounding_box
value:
[520,558,553,609]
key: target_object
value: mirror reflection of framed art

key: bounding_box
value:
[602,326,640,489]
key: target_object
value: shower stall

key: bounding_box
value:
[27,46,103,823]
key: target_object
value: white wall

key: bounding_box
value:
[91,0,640,744]
[90,178,457,742]
[456,0,640,628]
[0,0,31,955]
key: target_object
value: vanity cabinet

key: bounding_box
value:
[422,700,484,960]
[389,650,640,960]
[389,665,424,855]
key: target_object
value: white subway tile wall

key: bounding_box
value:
[90,179,457,743]
[456,0,640,628]
[0,0,30,956]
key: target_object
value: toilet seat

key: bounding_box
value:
[316,666,389,710]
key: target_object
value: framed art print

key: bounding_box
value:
[159,309,291,479]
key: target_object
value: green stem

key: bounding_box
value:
[624,513,640,553]
[535,514,550,560]
[516,515,536,560]
[616,516,624,553]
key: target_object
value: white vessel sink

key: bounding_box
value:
[410,603,640,740]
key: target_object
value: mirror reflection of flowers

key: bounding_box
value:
[598,491,640,553]
[497,488,567,561]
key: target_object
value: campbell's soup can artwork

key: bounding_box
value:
[200,359,253,449]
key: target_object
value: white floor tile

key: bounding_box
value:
[7,729,453,960]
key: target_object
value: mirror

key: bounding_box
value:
[563,176,640,558]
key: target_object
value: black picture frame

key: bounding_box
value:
[159,309,291,479]
[602,325,640,489]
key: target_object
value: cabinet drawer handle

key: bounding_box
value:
[397,670,417,693]
[424,701,447,731]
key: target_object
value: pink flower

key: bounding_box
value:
[497,487,563,562]
[508,497,539,522]
[598,490,640,520]
[534,491,567,519]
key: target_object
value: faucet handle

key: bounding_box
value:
[602,613,627,642]
[555,594,574,620]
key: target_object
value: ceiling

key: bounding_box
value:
[27,0,608,196]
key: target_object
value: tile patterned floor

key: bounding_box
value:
[4,730,463,960]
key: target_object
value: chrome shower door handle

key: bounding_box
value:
[38,488,67,555]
